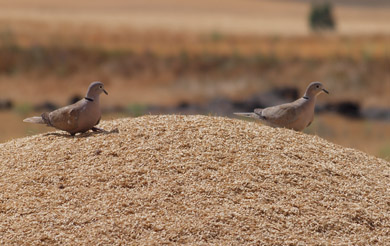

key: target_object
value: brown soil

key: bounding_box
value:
[1,115,389,245]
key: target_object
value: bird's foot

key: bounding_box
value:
[91,126,107,133]
[92,127,119,134]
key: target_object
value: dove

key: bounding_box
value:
[23,81,108,135]
[234,82,329,131]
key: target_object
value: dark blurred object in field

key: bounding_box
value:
[232,87,299,113]
[318,102,390,121]
[0,99,13,110]
[239,87,299,110]
[320,101,361,118]
[34,102,58,112]
[69,95,83,104]
[309,1,336,31]
[162,87,300,116]
[362,108,390,121]
[32,96,82,113]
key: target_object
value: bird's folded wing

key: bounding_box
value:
[49,106,80,132]
[261,104,298,126]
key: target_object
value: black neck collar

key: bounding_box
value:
[303,96,309,100]
[84,97,94,102]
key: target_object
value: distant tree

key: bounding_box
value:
[309,1,336,31]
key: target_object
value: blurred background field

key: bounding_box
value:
[0,0,389,158]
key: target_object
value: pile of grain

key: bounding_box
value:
[0,115,389,245]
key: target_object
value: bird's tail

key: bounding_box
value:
[23,116,45,124]
[233,112,260,119]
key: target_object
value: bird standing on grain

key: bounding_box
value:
[234,82,329,131]
[23,81,108,136]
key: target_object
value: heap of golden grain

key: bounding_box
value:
[0,115,389,245]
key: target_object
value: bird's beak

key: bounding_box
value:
[322,89,329,94]
[103,89,108,95]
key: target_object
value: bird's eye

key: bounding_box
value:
[99,86,102,89]
[316,85,319,88]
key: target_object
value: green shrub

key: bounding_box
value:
[309,2,336,31]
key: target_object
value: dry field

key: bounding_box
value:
[0,0,389,107]
[0,0,389,36]
[0,115,389,245]
[1,31,389,158]
[1,30,389,107]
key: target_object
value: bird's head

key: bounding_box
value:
[304,82,329,98]
[86,81,108,99]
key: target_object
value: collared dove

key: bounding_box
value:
[234,82,329,131]
[23,81,108,135]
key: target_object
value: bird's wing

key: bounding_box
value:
[261,103,299,127]
[48,102,83,132]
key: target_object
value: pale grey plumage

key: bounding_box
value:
[23,81,108,135]
[234,82,329,131]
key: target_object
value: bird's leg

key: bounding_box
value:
[91,126,106,132]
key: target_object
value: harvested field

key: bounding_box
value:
[1,0,389,36]
[0,115,389,245]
